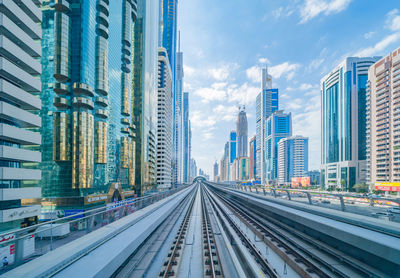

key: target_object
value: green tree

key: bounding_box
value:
[353,183,369,193]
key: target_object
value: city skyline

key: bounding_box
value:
[179,0,400,175]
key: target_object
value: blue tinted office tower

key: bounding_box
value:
[236,108,248,157]
[265,110,292,182]
[40,1,137,206]
[182,92,190,183]
[256,66,279,183]
[229,131,237,164]
[159,0,177,83]
[173,50,184,185]
[278,136,309,183]
[321,57,380,191]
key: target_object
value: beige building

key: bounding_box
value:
[367,47,400,192]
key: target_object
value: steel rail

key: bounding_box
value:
[112,188,195,278]
[159,185,197,277]
[203,183,279,278]
[200,186,223,277]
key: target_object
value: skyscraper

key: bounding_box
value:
[0,0,42,231]
[133,0,160,194]
[367,47,400,192]
[182,92,190,183]
[156,48,173,189]
[213,161,219,182]
[40,0,138,206]
[249,135,256,180]
[265,110,292,182]
[236,108,248,157]
[256,67,279,182]
[321,57,380,191]
[278,136,309,184]
[173,50,183,186]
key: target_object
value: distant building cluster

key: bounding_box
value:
[215,70,309,185]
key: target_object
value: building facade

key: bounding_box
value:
[236,108,248,157]
[133,0,160,194]
[278,136,309,184]
[156,48,172,189]
[367,48,400,192]
[249,135,256,180]
[173,50,183,186]
[256,67,279,182]
[265,110,292,182]
[0,0,42,231]
[182,92,190,183]
[321,57,380,191]
[40,0,138,209]
[213,161,219,182]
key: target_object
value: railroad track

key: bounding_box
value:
[112,187,197,278]
[206,182,389,278]
[203,184,280,278]
[159,186,197,277]
[201,186,223,277]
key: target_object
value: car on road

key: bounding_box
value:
[387,207,400,214]
[321,200,331,204]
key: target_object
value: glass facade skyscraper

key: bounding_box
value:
[40,0,137,209]
[182,92,190,183]
[321,57,380,190]
[278,136,309,183]
[256,66,279,182]
[265,110,292,182]
[236,108,248,157]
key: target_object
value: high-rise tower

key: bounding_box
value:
[40,0,137,206]
[256,66,279,182]
[0,0,42,231]
[236,108,248,157]
[321,57,380,191]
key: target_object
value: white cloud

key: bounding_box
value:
[300,0,352,23]
[194,83,227,103]
[226,83,259,105]
[354,33,400,57]
[212,105,238,121]
[246,65,261,84]
[184,65,195,77]
[269,62,301,80]
[308,57,325,70]
[287,83,315,91]
[364,31,375,39]
[208,64,238,81]
[386,9,400,31]
[258,57,270,64]
[246,62,301,84]
[190,110,216,128]
[272,6,295,19]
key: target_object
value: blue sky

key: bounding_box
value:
[178,0,400,175]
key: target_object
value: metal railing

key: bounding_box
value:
[0,185,188,273]
[210,182,400,211]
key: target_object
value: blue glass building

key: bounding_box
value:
[321,57,380,191]
[278,136,309,183]
[265,111,292,182]
[182,92,190,183]
[256,73,279,183]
